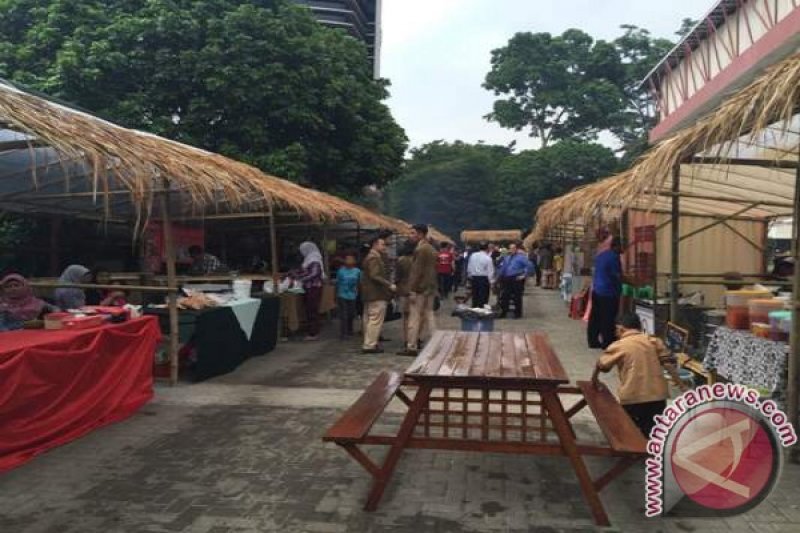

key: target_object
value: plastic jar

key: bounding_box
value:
[748,299,784,326]
[725,290,771,330]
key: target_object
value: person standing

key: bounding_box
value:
[294,241,325,341]
[401,224,438,356]
[334,254,361,340]
[528,246,541,287]
[436,242,456,299]
[453,248,465,291]
[538,243,554,289]
[588,237,624,349]
[467,242,494,308]
[360,237,395,354]
[497,242,532,319]
[394,241,415,348]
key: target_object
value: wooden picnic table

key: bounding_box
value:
[323,330,648,526]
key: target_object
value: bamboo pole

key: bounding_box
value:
[160,186,180,386]
[268,203,280,289]
[788,145,800,462]
[670,164,680,323]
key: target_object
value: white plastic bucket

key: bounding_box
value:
[232,279,252,299]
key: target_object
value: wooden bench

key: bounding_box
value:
[576,381,648,492]
[324,371,404,444]
[323,371,406,498]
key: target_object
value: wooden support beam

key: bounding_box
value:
[160,184,180,386]
[721,221,766,253]
[678,203,760,242]
[789,145,800,463]
[657,190,795,209]
[687,156,798,169]
[670,165,680,324]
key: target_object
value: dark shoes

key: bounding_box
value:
[362,347,384,354]
[396,349,419,357]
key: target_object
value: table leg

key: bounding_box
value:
[541,389,611,527]
[364,384,432,511]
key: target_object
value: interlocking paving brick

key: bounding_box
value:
[0,289,798,533]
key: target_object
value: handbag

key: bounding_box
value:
[385,299,402,322]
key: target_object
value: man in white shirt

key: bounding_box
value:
[467,242,494,308]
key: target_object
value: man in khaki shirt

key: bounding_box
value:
[399,224,438,356]
[360,237,396,354]
[592,313,686,437]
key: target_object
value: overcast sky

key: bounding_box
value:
[380,0,708,151]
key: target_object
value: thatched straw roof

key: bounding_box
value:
[530,52,800,241]
[0,80,397,230]
[461,230,522,244]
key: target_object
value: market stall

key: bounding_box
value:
[0,316,161,471]
[529,52,800,430]
[0,79,405,385]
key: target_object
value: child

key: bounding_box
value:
[335,254,361,340]
[591,312,686,437]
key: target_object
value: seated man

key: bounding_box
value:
[591,313,687,437]
[188,245,228,275]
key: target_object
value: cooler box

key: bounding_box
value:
[460,317,495,332]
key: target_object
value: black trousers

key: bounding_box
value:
[338,298,357,337]
[587,292,619,349]
[534,265,542,286]
[624,400,667,437]
[499,278,524,317]
[470,276,490,308]
[438,273,454,298]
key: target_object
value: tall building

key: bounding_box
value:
[292,0,382,77]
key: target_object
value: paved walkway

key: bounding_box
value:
[1,288,799,533]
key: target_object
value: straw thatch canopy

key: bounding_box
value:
[0,80,398,231]
[530,52,800,241]
[428,226,455,245]
[461,230,522,244]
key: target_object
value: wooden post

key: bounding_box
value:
[670,164,680,324]
[159,186,180,386]
[789,147,800,462]
[268,202,279,288]
[322,226,330,278]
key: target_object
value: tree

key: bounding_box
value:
[491,141,619,230]
[0,0,407,195]
[675,18,698,38]
[611,25,675,163]
[386,142,510,240]
[483,29,626,148]
[386,140,618,239]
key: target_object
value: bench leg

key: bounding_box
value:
[541,389,611,527]
[341,443,380,478]
[594,456,641,492]
[364,384,432,511]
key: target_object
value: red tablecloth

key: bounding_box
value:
[0,317,161,472]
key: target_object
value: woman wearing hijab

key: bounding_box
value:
[54,264,91,310]
[0,274,56,330]
[293,242,325,341]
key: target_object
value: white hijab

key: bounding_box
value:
[299,241,326,279]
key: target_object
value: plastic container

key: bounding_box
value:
[768,310,792,342]
[750,322,771,339]
[44,312,71,330]
[725,290,771,330]
[748,299,784,325]
[460,317,494,332]
[232,279,252,300]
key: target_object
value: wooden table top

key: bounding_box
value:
[406,331,569,385]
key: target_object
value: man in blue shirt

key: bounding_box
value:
[588,237,624,349]
[335,254,361,339]
[497,242,533,319]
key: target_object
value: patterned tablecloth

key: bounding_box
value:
[704,326,788,404]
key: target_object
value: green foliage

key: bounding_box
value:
[484,25,678,161]
[0,0,407,194]
[483,29,626,148]
[386,141,619,239]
